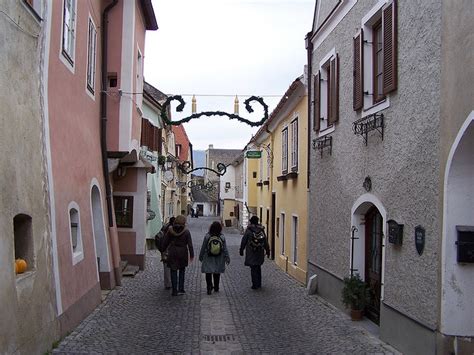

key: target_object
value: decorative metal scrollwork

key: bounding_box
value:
[161,95,269,127]
[250,143,273,167]
[178,160,228,176]
[187,180,214,191]
[352,113,384,145]
[312,135,332,157]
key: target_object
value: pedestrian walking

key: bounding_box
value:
[239,216,270,290]
[199,221,230,295]
[162,215,194,296]
[155,217,175,290]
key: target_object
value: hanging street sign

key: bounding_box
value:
[246,150,262,159]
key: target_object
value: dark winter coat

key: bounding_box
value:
[199,233,230,274]
[162,225,194,270]
[239,224,270,266]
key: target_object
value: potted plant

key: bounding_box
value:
[341,274,369,321]
[157,155,166,167]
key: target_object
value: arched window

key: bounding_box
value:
[69,203,84,265]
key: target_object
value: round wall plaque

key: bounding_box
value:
[164,170,174,182]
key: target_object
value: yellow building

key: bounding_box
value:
[248,76,308,284]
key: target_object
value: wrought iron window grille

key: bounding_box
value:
[312,135,333,157]
[352,113,384,146]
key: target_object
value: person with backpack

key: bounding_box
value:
[199,221,230,295]
[155,217,175,290]
[161,215,194,296]
[239,216,270,290]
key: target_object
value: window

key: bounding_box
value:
[114,196,134,228]
[280,213,286,254]
[86,17,97,94]
[353,0,397,111]
[23,0,43,19]
[292,216,298,264]
[290,119,298,171]
[62,0,76,65]
[13,214,34,272]
[314,52,339,133]
[281,128,288,174]
[68,205,84,264]
[266,149,271,181]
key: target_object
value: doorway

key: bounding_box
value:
[364,206,383,324]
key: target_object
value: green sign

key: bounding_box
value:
[246,150,261,159]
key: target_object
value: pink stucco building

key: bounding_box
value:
[45,0,157,336]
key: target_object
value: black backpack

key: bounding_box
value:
[248,229,265,250]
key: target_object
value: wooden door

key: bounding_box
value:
[365,207,383,324]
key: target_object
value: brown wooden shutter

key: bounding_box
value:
[157,128,163,155]
[328,54,339,125]
[353,29,364,111]
[313,72,321,132]
[140,118,146,146]
[382,0,397,94]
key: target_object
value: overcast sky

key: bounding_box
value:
[144,0,315,150]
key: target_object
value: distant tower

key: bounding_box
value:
[192,95,197,114]
[234,95,239,115]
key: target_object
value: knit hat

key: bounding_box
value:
[174,215,186,226]
[250,216,259,225]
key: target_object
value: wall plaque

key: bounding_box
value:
[415,225,425,256]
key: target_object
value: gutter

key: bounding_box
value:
[101,0,118,227]
[305,32,313,190]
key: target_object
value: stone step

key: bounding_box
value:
[120,260,128,272]
[122,264,139,277]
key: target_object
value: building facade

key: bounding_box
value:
[249,77,309,283]
[0,1,58,353]
[306,0,473,353]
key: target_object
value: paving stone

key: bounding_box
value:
[53,217,399,354]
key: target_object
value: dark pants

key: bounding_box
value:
[205,273,221,291]
[170,267,185,294]
[250,265,262,288]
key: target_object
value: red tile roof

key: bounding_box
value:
[172,125,191,162]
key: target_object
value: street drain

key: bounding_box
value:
[202,334,235,342]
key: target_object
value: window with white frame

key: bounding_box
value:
[313,51,339,133]
[353,0,397,112]
[290,118,298,171]
[292,215,298,264]
[62,0,76,65]
[259,149,264,181]
[266,149,271,181]
[280,212,285,255]
[69,204,84,264]
[281,128,288,174]
[86,17,97,94]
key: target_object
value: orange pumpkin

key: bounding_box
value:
[15,259,27,274]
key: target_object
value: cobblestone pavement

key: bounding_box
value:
[53,217,399,354]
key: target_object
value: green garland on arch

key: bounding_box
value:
[160,95,269,127]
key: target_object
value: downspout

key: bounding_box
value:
[101,0,118,227]
[101,0,121,285]
[305,32,313,190]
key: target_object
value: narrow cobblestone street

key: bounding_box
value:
[54,217,398,354]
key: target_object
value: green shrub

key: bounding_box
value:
[341,274,369,310]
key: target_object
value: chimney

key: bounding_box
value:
[208,144,213,149]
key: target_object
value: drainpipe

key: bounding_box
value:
[101,0,118,227]
[305,32,313,190]
[101,0,120,285]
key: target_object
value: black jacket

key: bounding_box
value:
[162,225,194,270]
[239,224,270,266]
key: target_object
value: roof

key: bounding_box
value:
[250,76,304,144]
[140,0,158,31]
[207,148,243,166]
[191,188,217,203]
[172,125,192,162]
[144,81,167,105]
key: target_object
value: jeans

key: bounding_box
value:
[170,267,185,293]
[205,273,221,291]
[250,265,262,288]
[163,263,171,288]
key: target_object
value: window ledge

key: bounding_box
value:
[287,172,298,180]
[263,180,270,186]
[16,270,36,282]
[362,97,390,118]
[256,182,263,187]
[277,175,288,182]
